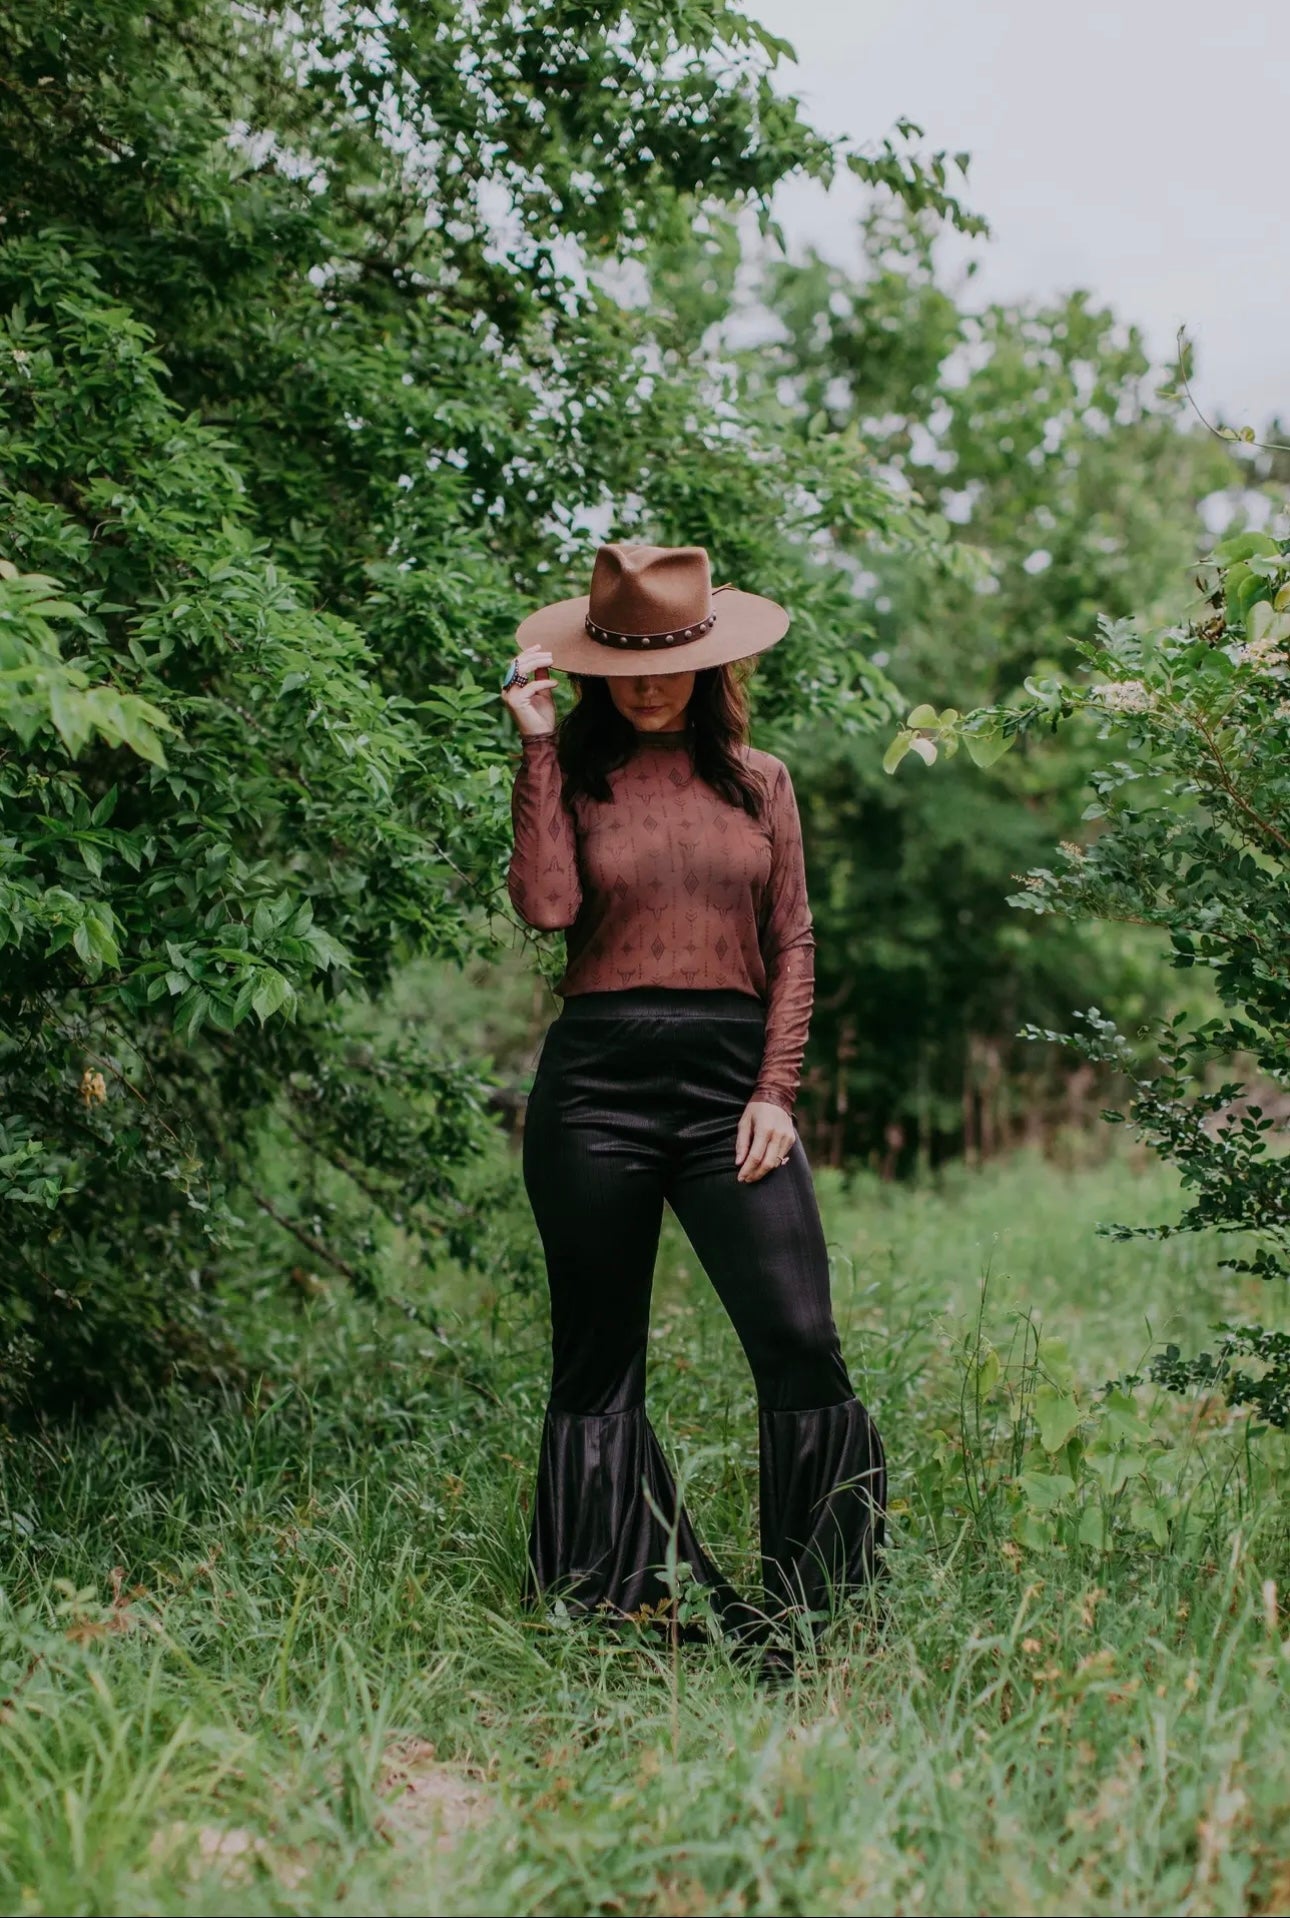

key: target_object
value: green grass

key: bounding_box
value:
[2,1142,1288,1916]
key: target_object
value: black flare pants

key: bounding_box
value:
[521,987,885,1633]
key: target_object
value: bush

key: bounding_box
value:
[1,0,977,1411]
[890,529,1290,1422]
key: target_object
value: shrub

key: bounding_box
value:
[888,530,1290,1423]
[1,0,976,1411]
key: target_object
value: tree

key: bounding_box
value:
[0,0,975,1410]
[752,212,1236,1165]
[891,530,1290,1425]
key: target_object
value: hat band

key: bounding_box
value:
[583,608,717,650]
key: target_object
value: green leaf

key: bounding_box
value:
[1223,561,1253,622]
[1128,1497,1170,1547]
[83,907,120,969]
[962,721,1012,767]
[1213,531,1280,565]
[90,784,119,827]
[1100,1390,1154,1444]
[1033,1386,1082,1453]
[1077,1503,1106,1549]
[28,599,85,622]
[906,703,938,729]
[251,968,293,1023]
[1037,1335,1078,1392]
[1247,600,1290,647]
[72,920,100,972]
[48,682,92,758]
[112,696,170,767]
[882,731,914,775]
[1085,1445,1143,1494]
[1016,1510,1056,1551]
[963,725,1012,769]
[175,988,211,1039]
[231,974,258,1026]
[305,926,353,971]
[1016,1469,1075,1513]
[975,1346,1001,1399]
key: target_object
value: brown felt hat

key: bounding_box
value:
[515,543,789,676]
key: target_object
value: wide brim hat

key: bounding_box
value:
[516,542,789,676]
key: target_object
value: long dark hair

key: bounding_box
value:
[557,664,766,818]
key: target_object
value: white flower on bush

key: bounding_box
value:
[1230,633,1289,674]
[1231,601,1290,675]
[1090,679,1152,713]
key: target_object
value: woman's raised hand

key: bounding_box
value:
[501,645,557,738]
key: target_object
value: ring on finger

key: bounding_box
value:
[501,662,530,690]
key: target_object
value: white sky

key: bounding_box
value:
[753,0,1285,426]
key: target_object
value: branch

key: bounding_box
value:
[1174,327,1290,457]
[279,1106,403,1214]
[1189,709,1290,857]
[252,1189,365,1286]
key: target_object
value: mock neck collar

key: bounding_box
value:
[630,728,692,749]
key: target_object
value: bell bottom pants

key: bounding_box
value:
[521,987,886,1632]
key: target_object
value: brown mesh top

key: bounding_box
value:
[507,731,814,1113]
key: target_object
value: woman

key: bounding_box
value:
[502,541,885,1659]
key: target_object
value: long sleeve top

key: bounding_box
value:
[507,730,814,1113]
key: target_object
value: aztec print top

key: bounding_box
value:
[507,729,814,1113]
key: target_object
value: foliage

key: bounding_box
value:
[889,531,1290,1423]
[0,0,976,1411]
[1151,1327,1290,1433]
[791,725,1175,1170]
[767,211,1236,697]
[1,1150,1286,1916]
[754,210,1238,1162]
[940,1317,1224,1555]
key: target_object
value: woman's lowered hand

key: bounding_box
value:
[735,1100,796,1183]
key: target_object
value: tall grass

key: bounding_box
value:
[2,1144,1287,1916]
